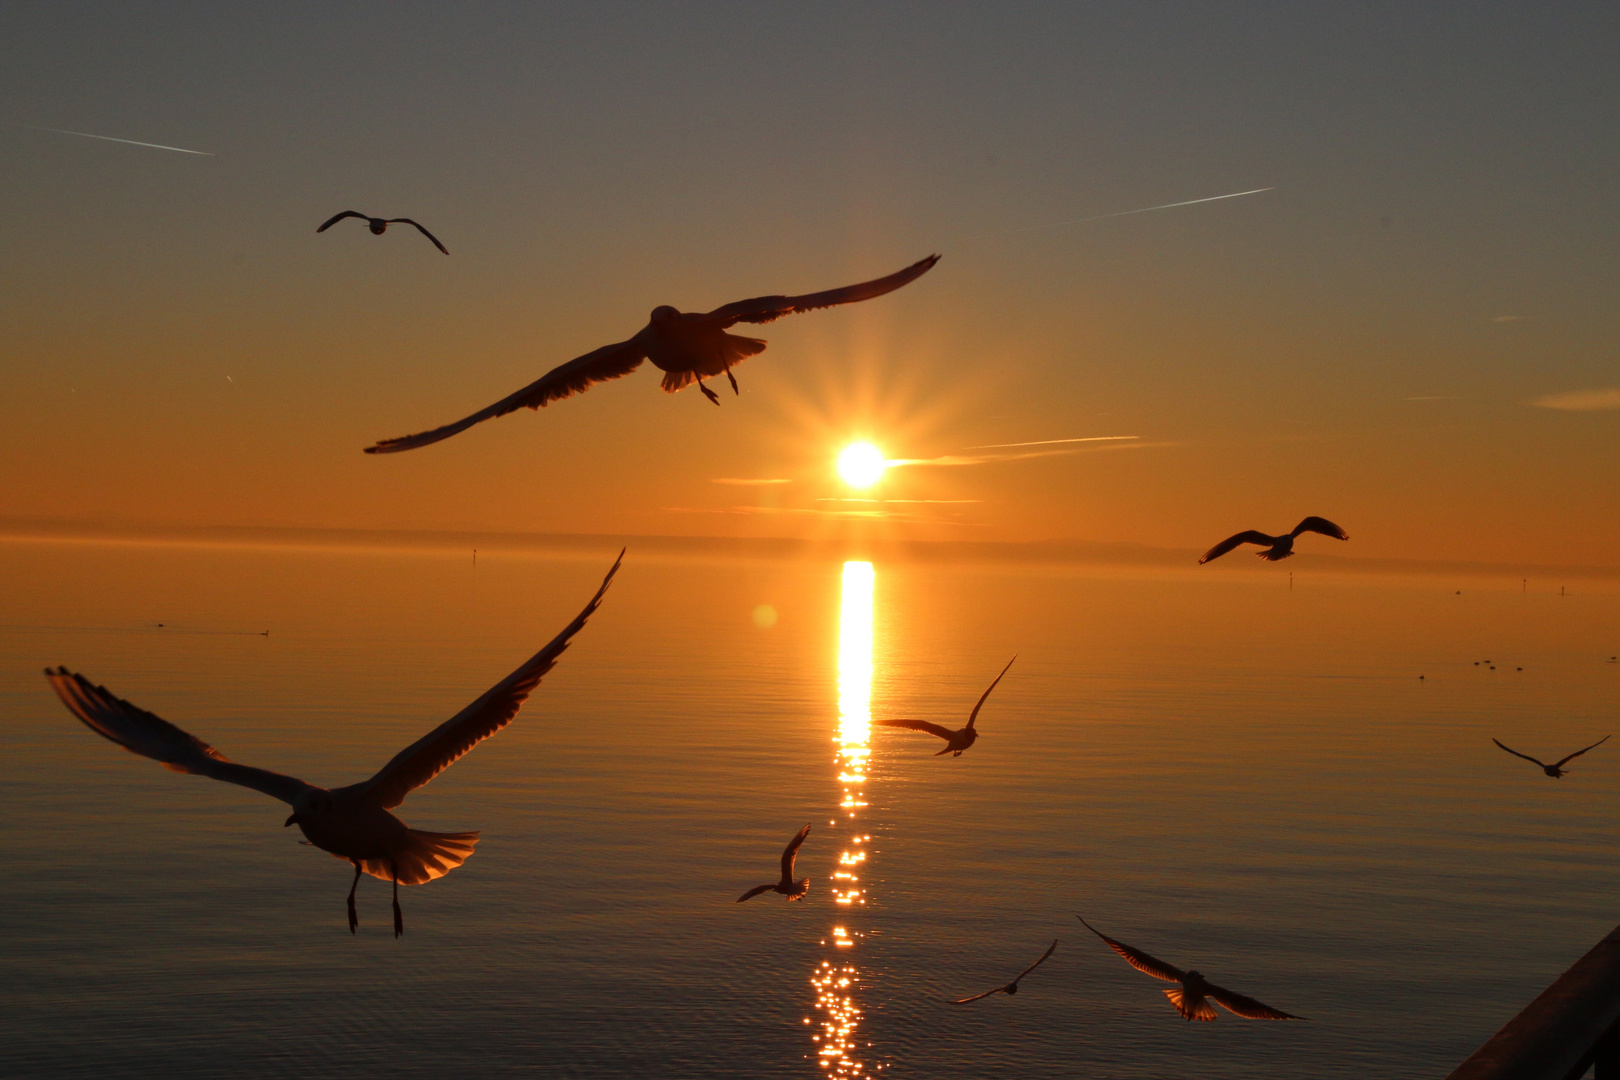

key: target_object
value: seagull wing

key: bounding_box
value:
[967,656,1015,730]
[1199,532,1275,564]
[781,822,812,880]
[317,211,368,232]
[1493,739,1550,769]
[704,255,940,327]
[1554,734,1611,769]
[388,218,449,255]
[875,718,957,742]
[44,667,311,805]
[354,552,621,809]
[1207,981,1304,1020]
[736,883,775,903]
[949,987,1004,1004]
[1077,918,1185,982]
[1291,516,1349,541]
[364,340,647,453]
[1011,940,1059,983]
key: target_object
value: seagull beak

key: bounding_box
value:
[284,813,299,827]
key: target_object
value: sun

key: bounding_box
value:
[837,442,888,488]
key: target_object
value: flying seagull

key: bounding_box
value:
[736,823,812,902]
[1493,735,1610,778]
[44,551,622,937]
[949,940,1058,1003]
[317,211,448,254]
[364,255,940,454]
[1199,517,1349,564]
[876,656,1013,757]
[1078,918,1304,1022]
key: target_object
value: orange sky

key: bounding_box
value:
[1,5,1616,564]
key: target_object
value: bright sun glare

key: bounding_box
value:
[836,442,887,488]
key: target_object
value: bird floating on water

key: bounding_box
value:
[949,940,1058,1003]
[364,255,940,453]
[736,823,812,902]
[44,551,622,936]
[1199,517,1349,564]
[1078,917,1304,1021]
[317,211,448,254]
[876,656,1014,758]
[1492,735,1610,778]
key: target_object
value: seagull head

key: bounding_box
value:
[649,305,679,323]
[285,788,334,827]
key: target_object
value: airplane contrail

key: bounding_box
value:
[963,435,1138,450]
[26,126,214,156]
[1017,187,1272,232]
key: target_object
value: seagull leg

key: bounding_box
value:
[391,861,403,938]
[347,860,361,934]
[725,367,739,395]
[697,378,721,405]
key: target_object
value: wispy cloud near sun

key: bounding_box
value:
[710,477,793,485]
[1531,388,1620,411]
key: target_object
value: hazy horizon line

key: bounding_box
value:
[4,519,1618,580]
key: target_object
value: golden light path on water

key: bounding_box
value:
[809,561,879,1076]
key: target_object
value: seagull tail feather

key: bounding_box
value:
[346,830,480,885]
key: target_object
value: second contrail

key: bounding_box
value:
[1017,186,1273,233]
[26,126,214,156]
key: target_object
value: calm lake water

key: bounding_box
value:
[2,537,1618,1079]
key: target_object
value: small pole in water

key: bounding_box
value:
[473,548,477,568]
[1523,578,1527,594]
[1289,572,1293,592]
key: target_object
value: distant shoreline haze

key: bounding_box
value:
[3,521,1617,582]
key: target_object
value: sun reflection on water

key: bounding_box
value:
[808,562,879,1076]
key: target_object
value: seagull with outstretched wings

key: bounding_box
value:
[736,823,812,903]
[1199,516,1349,564]
[876,656,1014,758]
[44,552,622,936]
[1493,735,1610,778]
[364,255,940,453]
[317,210,449,254]
[950,940,1058,1003]
[1078,917,1304,1022]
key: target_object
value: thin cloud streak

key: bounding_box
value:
[964,435,1138,450]
[815,498,981,504]
[710,477,792,486]
[888,440,1173,468]
[663,505,981,525]
[26,126,215,155]
[1017,187,1272,232]
[1532,388,1620,411]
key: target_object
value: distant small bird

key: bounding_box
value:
[949,940,1058,1003]
[44,552,621,936]
[1199,517,1349,564]
[1078,918,1304,1022]
[876,657,1014,757]
[1492,735,1610,778]
[317,211,448,254]
[364,255,939,453]
[736,823,812,902]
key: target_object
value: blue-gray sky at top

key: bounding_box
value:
[0,3,1615,561]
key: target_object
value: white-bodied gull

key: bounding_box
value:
[44,551,622,936]
[875,656,1014,758]
[365,255,940,453]
[1079,917,1304,1021]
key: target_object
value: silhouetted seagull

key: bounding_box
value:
[1492,735,1610,778]
[44,552,622,936]
[364,255,940,453]
[317,211,448,254]
[950,940,1058,1003]
[1199,517,1349,564]
[876,656,1013,757]
[1078,917,1304,1021]
[736,823,812,902]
